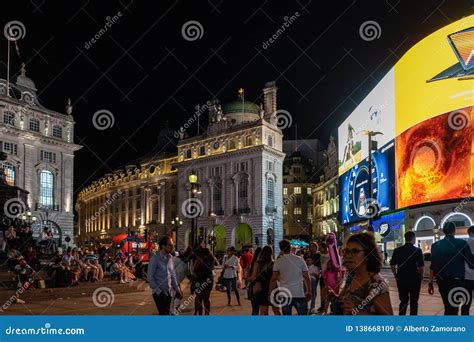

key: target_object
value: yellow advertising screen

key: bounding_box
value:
[394,15,474,135]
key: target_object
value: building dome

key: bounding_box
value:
[223,100,260,114]
[222,100,261,125]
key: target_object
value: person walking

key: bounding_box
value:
[462,226,474,315]
[222,246,241,306]
[318,242,330,312]
[247,247,262,315]
[148,236,182,315]
[390,231,424,315]
[429,222,474,315]
[305,255,320,312]
[192,247,215,315]
[247,245,279,315]
[269,240,311,315]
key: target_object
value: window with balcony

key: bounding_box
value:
[213,183,223,214]
[267,178,275,211]
[238,178,249,212]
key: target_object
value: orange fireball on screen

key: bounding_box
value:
[396,106,474,208]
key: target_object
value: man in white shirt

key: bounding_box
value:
[222,246,241,305]
[270,240,311,315]
[462,226,474,315]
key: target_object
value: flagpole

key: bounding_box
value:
[6,39,10,97]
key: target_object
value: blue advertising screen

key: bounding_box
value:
[340,140,396,224]
[372,210,405,233]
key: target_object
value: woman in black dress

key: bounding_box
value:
[248,245,279,315]
[192,247,216,315]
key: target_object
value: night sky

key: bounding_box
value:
[1,0,472,199]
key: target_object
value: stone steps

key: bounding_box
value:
[0,279,147,302]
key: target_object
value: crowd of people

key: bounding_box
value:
[147,231,396,316]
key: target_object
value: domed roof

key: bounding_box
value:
[223,100,260,115]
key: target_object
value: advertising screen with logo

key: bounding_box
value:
[338,15,474,219]
[372,210,405,235]
[340,140,396,224]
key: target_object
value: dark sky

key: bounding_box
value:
[1,0,473,198]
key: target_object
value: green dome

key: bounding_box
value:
[223,100,260,114]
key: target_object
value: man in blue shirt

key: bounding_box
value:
[429,222,474,315]
[148,236,182,315]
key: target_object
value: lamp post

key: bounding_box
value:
[361,130,383,226]
[171,216,183,245]
[188,171,201,246]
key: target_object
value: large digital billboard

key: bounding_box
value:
[340,140,396,224]
[338,69,395,175]
[396,106,474,208]
[338,15,474,220]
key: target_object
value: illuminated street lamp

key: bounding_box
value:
[187,171,202,245]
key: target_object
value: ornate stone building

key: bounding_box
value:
[0,65,82,245]
[175,82,284,253]
[77,82,285,253]
[312,136,340,238]
[75,130,179,244]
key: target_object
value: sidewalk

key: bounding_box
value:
[2,268,449,315]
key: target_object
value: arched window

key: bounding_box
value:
[4,162,15,186]
[238,178,248,212]
[267,178,275,210]
[186,149,192,159]
[39,170,54,208]
[245,136,253,146]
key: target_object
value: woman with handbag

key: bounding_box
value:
[247,245,279,315]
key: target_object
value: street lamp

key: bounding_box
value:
[188,171,202,246]
[361,130,383,225]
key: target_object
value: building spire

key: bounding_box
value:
[66,98,73,115]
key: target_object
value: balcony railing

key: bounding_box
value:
[233,207,250,215]
[35,203,60,211]
[265,206,277,215]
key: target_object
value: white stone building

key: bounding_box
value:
[175,82,285,253]
[0,66,82,245]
